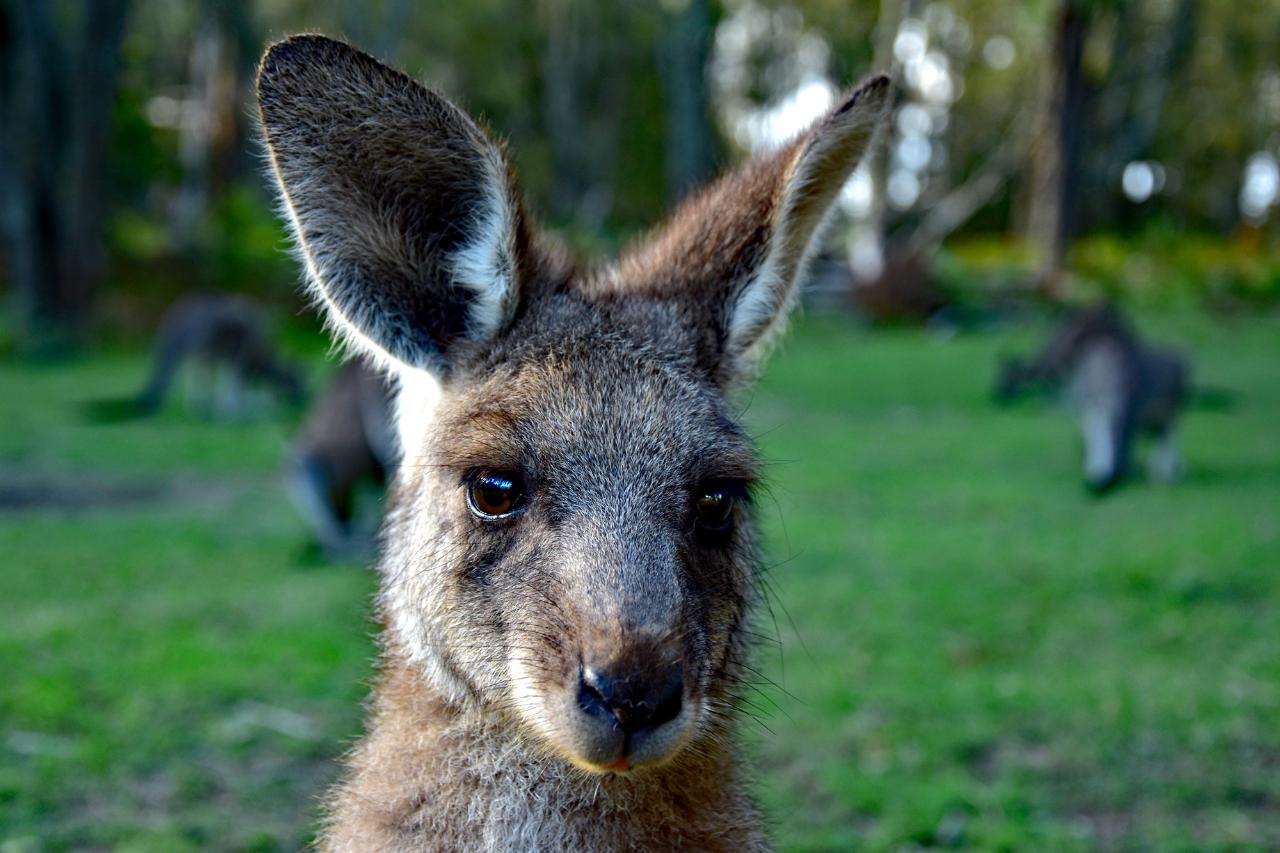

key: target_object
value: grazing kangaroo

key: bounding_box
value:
[288,360,396,556]
[126,292,305,418]
[258,34,888,849]
[994,303,1190,492]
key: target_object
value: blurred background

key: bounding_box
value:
[1,0,1277,849]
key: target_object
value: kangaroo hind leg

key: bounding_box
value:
[1147,428,1182,484]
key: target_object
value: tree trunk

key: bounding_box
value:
[1026,0,1089,299]
[4,0,66,351]
[657,0,716,205]
[1084,0,1198,231]
[538,0,630,233]
[540,0,585,223]
[1,0,129,354]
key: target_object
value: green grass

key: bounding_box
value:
[2,310,1278,850]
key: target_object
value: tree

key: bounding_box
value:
[658,0,718,204]
[1,0,130,353]
[1025,0,1090,298]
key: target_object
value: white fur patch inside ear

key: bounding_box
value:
[394,366,443,465]
[727,252,783,358]
[264,113,516,379]
[448,153,517,340]
[723,149,846,378]
[727,199,842,375]
[724,77,890,378]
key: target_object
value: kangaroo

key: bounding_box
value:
[994,303,1190,492]
[126,292,306,418]
[287,359,396,556]
[258,34,888,849]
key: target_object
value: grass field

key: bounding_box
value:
[2,309,1277,850]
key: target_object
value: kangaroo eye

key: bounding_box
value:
[694,487,736,531]
[467,472,527,520]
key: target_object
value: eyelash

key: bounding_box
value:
[706,479,752,498]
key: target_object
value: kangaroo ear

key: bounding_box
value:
[604,74,891,385]
[257,35,522,376]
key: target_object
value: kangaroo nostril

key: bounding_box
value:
[577,664,684,735]
[647,669,683,730]
[577,671,613,723]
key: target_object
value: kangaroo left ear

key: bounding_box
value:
[601,74,892,385]
[257,35,526,379]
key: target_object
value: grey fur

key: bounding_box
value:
[134,292,304,418]
[257,34,890,849]
[995,304,1190,492]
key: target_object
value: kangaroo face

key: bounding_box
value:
[258,35,888,773]
[391,297,759,770]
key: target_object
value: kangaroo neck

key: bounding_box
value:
[322,651,767,851]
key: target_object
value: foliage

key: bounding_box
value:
[193,185,301,297]
[6,0,1276,349]
[1071,227,1280,306]
[946,224,1280,306]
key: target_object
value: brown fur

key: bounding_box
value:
[288,360,395,555]
[257,34,889,850]
[326,648,763,850]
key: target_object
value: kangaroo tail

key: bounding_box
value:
[132,356,179,416]
[81,323,188,422]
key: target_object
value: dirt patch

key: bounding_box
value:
[0,476,164,512]
[0,468,264,514]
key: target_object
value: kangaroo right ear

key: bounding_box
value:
[257,35,522,375]
[597,74,891,386]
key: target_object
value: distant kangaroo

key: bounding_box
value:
[995,303,1189,492]
[258,35,888,849]
[287,360,395,556]
[128,292,305,418]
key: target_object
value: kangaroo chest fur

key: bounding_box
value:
[325,656,765,851]
[256,34,889,851]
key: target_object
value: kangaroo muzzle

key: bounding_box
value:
[557,630,693,773]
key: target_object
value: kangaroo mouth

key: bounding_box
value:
[510,658,700,775]
[561,710,696,775]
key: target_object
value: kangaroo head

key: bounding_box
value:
[258,35,888,774]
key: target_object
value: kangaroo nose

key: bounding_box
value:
[577,663,683,735]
